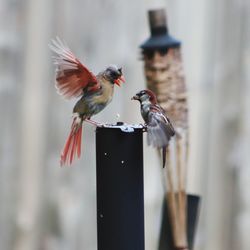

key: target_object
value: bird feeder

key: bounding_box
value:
[140,9,200,250]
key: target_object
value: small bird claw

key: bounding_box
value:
[85,119,103,127]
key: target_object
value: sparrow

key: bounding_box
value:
[132,89,175,167]
[49,37,125,166]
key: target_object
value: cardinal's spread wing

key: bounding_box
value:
[49,37,100,99]
[147,105,175,148]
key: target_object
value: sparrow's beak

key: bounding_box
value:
[131,95,139,100]
[114,75,125,86]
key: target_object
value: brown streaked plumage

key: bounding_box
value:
[132,89,175,167]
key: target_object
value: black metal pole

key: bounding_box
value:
[96,126,145,250]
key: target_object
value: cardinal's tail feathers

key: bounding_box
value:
[60,114,83,166]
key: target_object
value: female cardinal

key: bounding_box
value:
[49,38,125,166]
[132,89,175,167]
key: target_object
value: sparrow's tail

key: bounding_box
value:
[60,113,83,166]
[162,146,167,168]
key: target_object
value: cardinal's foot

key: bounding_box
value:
[85,119,104,127]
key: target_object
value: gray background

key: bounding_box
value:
[0,0,249,249]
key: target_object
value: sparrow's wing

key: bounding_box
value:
[49,37,100,99]
[147,105,175,148]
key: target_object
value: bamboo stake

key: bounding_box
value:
[183,131,189,236]
[165,147,179,245]
[166,140,189,249]
[176,136,186,247]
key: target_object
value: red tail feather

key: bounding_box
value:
[60,117,83,166]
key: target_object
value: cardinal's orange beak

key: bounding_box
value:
[114,75,125,86]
